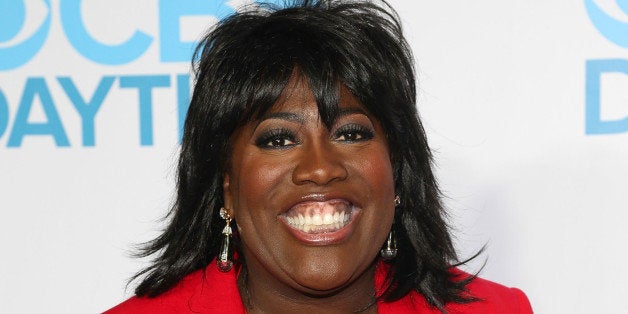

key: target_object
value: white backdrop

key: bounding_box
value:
[1,1,627,313]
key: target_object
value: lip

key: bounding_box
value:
[278,193,362,245]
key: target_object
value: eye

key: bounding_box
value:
[255,128,298,149]
[333,124,374,142]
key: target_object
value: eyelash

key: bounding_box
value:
[333,124,374,142]
[254,123,374,149]
[255,128,298,149]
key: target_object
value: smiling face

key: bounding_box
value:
[223,76,396,296]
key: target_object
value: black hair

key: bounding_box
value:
[132,0,477,311]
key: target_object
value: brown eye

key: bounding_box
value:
[334,124,374,142]
[337,132,363,141]
[267,137,296,147]
[255,128,298,149]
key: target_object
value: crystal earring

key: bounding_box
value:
[381,196,400,261]
[380,229,397,261]
[217,207,233,272]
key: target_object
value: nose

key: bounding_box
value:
[292,141,348,186]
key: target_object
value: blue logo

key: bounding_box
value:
[0,0,51,70]
[584,0,628,135]
[0,0,285,69]
[585,0,628,47]
[0,0,284,147]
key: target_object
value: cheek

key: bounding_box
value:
[353,147,394,195]
[231,153,292,216]
[346,146,395,231]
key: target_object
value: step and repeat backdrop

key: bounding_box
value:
[1,0,626,313]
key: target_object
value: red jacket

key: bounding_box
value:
[106,262,532,313]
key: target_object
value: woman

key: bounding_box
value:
[107,0,532,313]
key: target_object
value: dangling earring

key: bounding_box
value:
[217,207,233,272]
[381,196,400,261]
[380,230,397,261]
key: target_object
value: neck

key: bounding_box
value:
[238,262,379,314]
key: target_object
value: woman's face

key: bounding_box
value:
[223,77,396,295]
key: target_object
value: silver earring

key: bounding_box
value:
[381,196,400,260]
[217,207,233,272]
[380,229,397,261]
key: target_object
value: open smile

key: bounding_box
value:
[279,199,360,245]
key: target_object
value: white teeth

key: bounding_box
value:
[285,210,351,233]
[313,215,322,225]
[323,213,333,224]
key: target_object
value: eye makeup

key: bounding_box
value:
[333,123,375,142]
[254,127,298,149]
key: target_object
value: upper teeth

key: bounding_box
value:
[285,211,350,233]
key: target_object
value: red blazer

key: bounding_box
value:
[105,262,532,313]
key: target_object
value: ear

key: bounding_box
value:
[223,173,234,215]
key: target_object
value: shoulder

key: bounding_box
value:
[376,266,532,314]
[444,269,533,314]
[103,265,246,314]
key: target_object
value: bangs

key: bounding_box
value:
[194,1,411,131]
[189,0,415,167]
[248,66,341,129]
[222,12,348,128]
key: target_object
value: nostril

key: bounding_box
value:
[292,149,348,185]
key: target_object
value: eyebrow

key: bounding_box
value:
[337,107,367,117]
[254,106,369,131]
[259,112,305,123]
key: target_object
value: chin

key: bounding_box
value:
[285,253,372,294]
